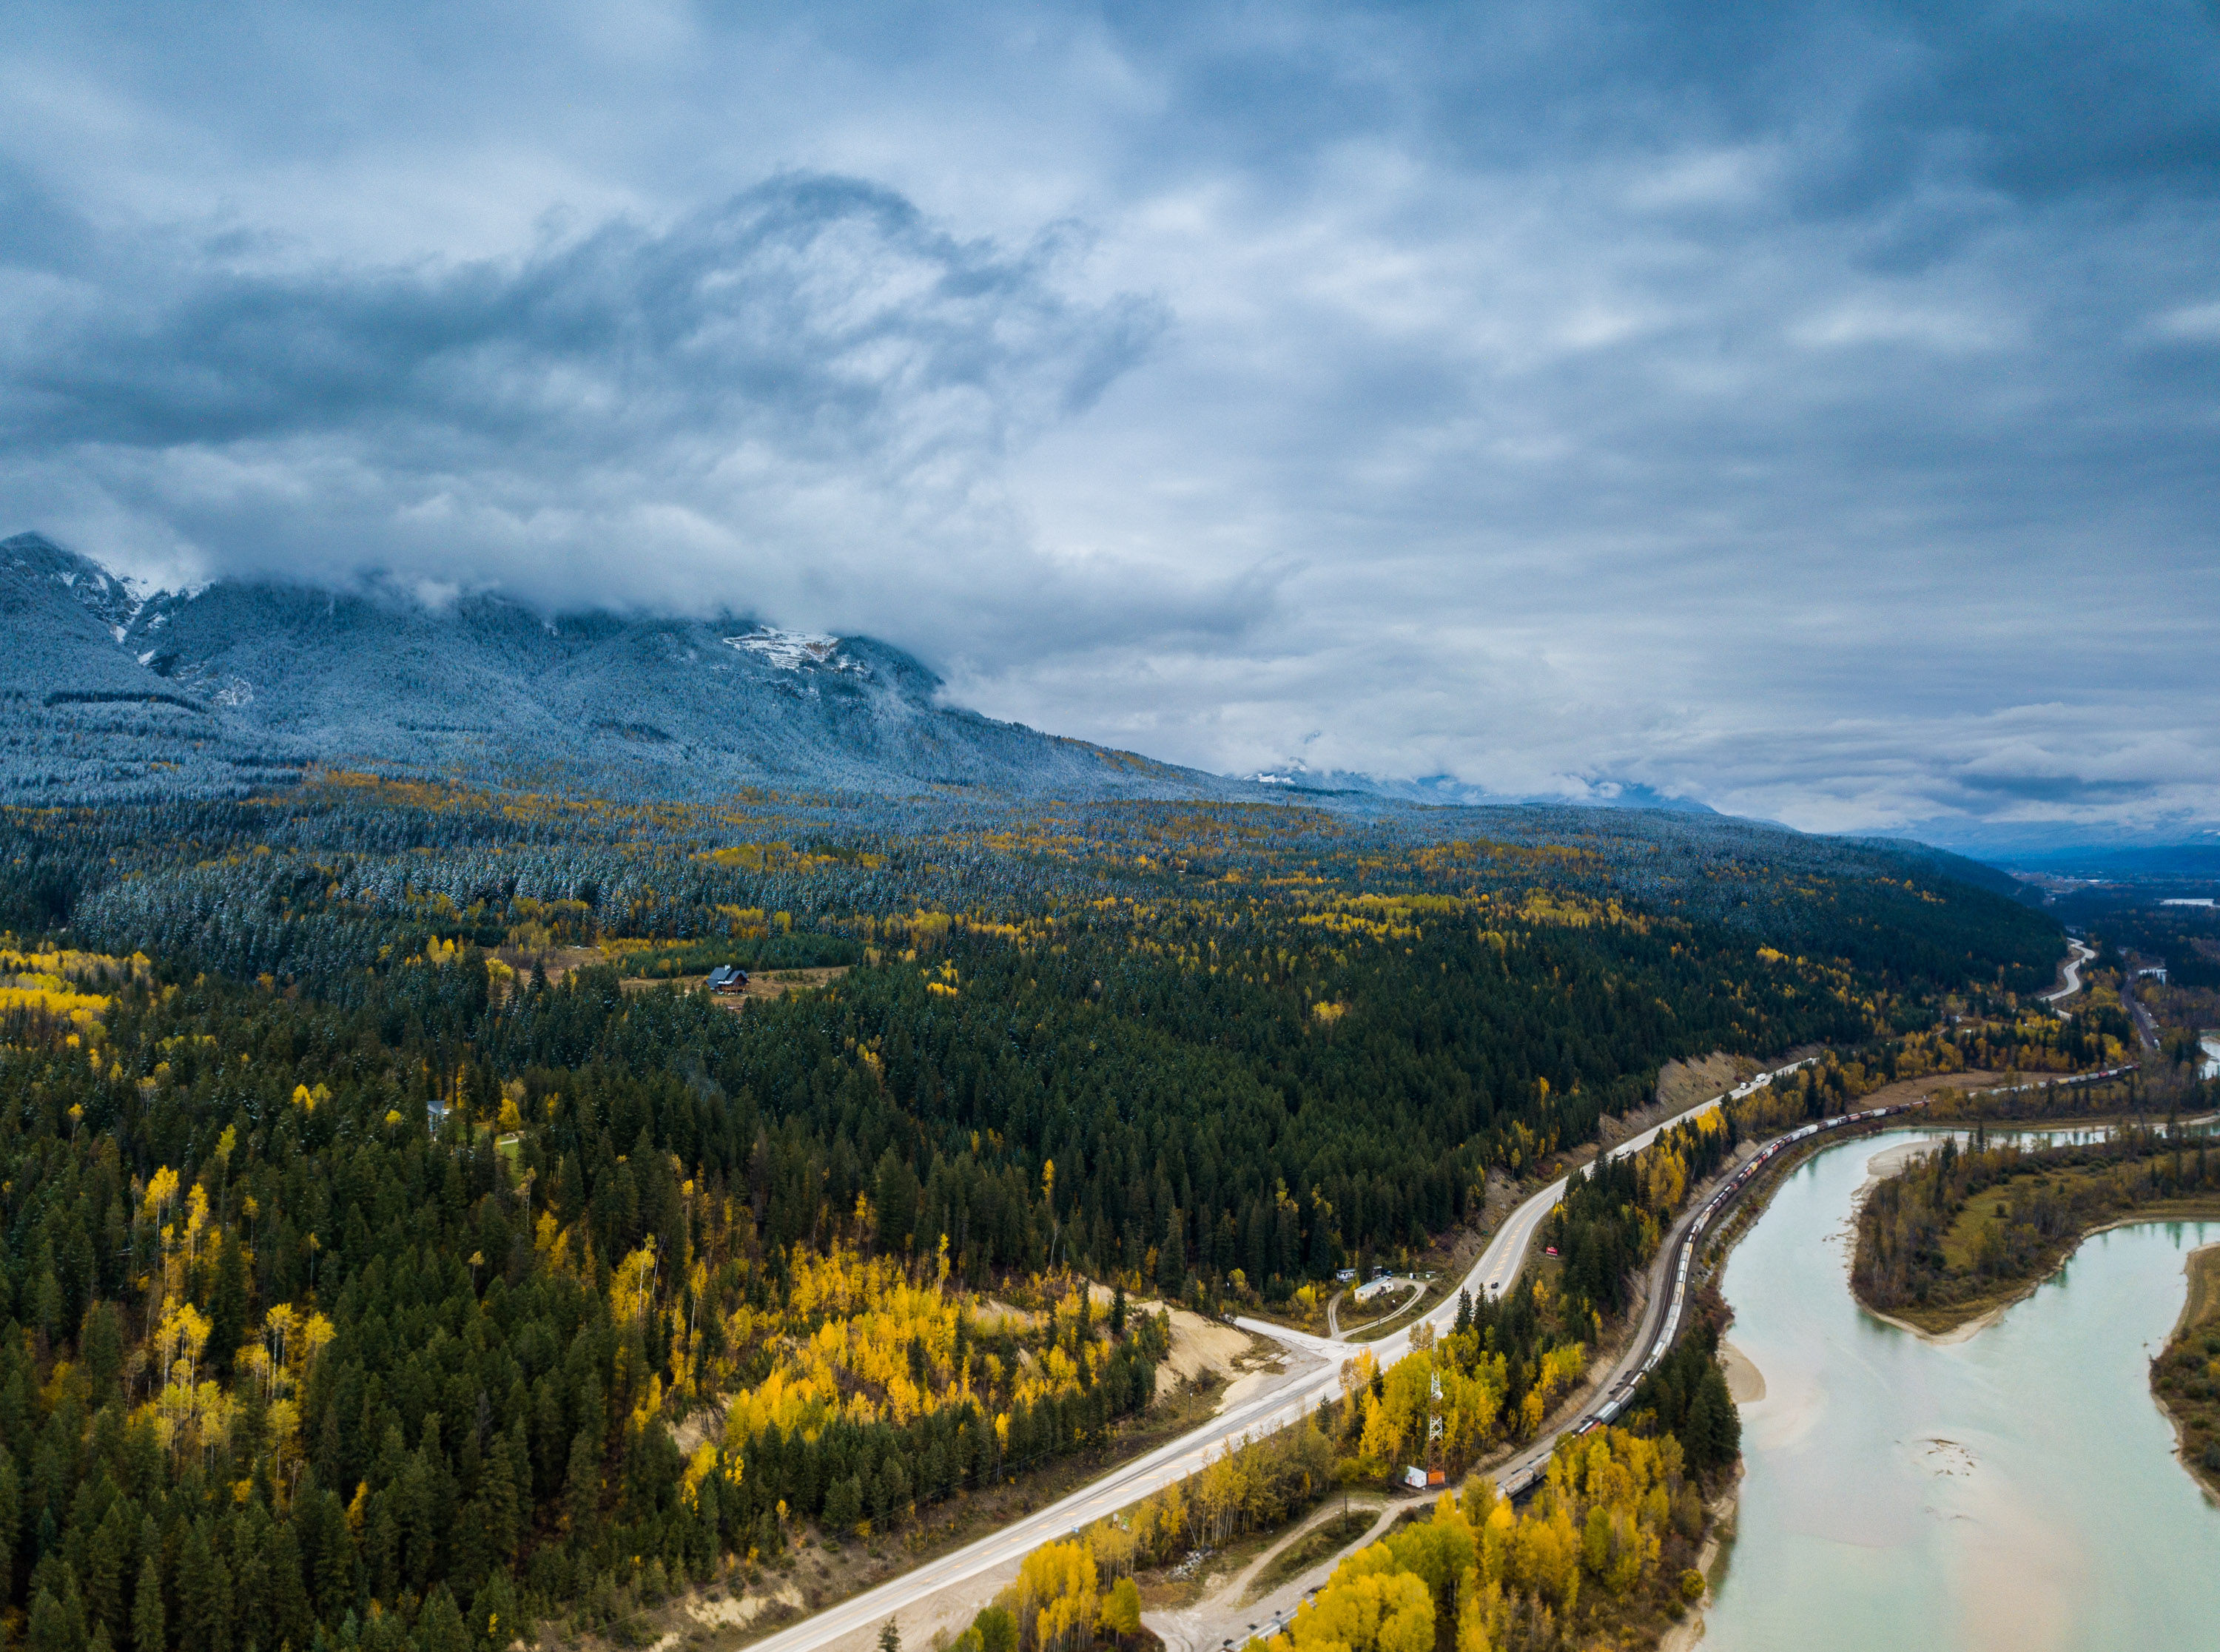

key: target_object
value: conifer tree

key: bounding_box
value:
[130,1557,163,1652]
[413,1587,468,1652]
[26,1588,70,1652]
[563,1430,601,1539]
[267,1525,310,1652]
[80,1307,123,1403]
[175,1525,221,1652]
[82,1514,122,1639]
[479,1436,520,1576]
[206,1239,250,1381]
[0,1459,18,1597]
[1156,1209,1186,1300]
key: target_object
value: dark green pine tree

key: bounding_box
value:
[266,1523,311,1652]
[563,1429,602,1540]
[1684,1365,1741,1475]
[1156,1208,1186,1300]
[206,1238,251,1381]
[24,1590,66,1652]
[82,1509,124,1642]
[413,1587,469,1652]
[0,1457,19,1595]
[480,1434,521,1577]
[309,1491,354,1623]
[130,1555,164,1652]
[79,1306,123,1403]
[174,1525,219,1652]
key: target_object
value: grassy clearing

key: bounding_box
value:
[1342,1280,1439,1341]
[1240,1510,1378,1605]
[1878,1177,2220,1335]
[1134,1518,1294,1613]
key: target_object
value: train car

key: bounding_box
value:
[1504,1086,1961,1506]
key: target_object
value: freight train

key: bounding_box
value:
[1487,1056,2142,1501]
[1493,1095,1932,1498]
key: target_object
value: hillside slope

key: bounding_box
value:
[0,533,1220,803]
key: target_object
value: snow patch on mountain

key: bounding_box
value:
[722,629,864,675]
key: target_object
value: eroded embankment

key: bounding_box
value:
[2150,1244,2220,1499]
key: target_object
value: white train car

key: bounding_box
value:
[1506,1091,1941,1500]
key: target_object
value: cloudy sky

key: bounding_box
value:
[2,1,2216,845]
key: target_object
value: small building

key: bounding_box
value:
[707,965,750,994]
[1335,1268,1357,1283]
[2136,964,2169,984]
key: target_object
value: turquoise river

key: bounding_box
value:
[1700,1128,2220,1651]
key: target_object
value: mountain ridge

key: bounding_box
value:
[1246,759,1719,815]
[0,532,1235,805]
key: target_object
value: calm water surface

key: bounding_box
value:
[1703,1130,2220,1652]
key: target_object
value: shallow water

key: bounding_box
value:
[1702,1129,2220,1652]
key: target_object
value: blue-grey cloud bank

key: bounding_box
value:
[2,0,2216,848]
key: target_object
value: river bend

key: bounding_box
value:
[1703,1129,2220,1651]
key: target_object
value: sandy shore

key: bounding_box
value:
[2170,1241,2220,1338]
[2157,1243,2220,1502]
[1853,1137,1945,1199]
[1657,1344,1757,1650]
[1861,1299,2009,1346]
[1720,1339,1766,1404]
[1658,1467,1742,1652]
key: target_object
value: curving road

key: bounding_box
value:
[2038,937,2096,1017]
[744,1059,1817,1652]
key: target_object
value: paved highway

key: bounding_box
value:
[744,1059,1817,1652]
[2038,937,2095,1016]
[1152,1107,1806,1652]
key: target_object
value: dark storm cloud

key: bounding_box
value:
[0,163,1218,644]
[1,0,2216,840]
[8,177,1155,451]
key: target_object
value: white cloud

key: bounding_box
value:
[2151,300,2220,341]
[1,0,2217,843]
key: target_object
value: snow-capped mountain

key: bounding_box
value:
[0,533,1222,804]
[1245,758,1715,814]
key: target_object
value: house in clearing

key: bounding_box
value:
[706,965,750,994]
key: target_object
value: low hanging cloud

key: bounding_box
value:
[0,173,1180,635]
[1,0,2217,846]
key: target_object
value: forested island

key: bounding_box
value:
[1851,1105,2220,1337]
[0,776,2077,1652]
[1850,1102,2220,1500]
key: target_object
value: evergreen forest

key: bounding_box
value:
[0,776,2068,1652]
